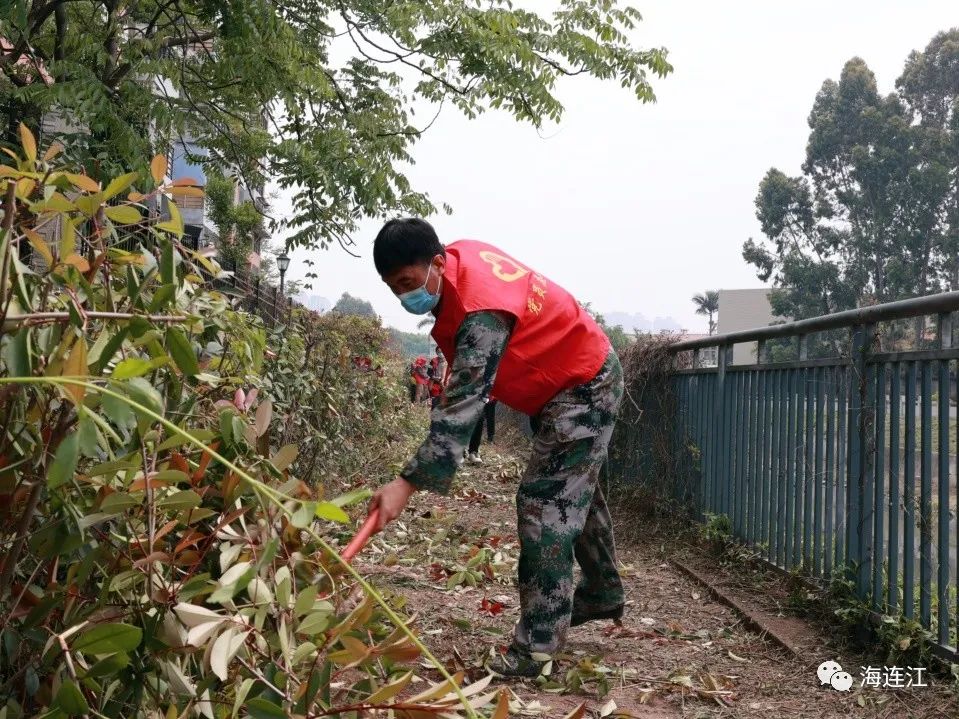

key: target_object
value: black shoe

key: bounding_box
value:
[570,604,624,628]
[488,644,549,678]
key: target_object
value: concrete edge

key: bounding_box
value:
[669,558,802,658]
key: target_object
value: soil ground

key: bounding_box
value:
[350,438,959,719]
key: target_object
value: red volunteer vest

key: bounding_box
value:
[431,240,610,415]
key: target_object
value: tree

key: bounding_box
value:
[389,327,432,358]
[581,302,631,354]
[742,40,959,348]
[205,170,292,288]
[1,0,672,273]
[691,290,719,334]
[205,168,266,271]
[743,58,915,322]
[333,291,377,317]
[602,321,632,354]
[897,29,959,293]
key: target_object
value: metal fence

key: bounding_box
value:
[667,291,959,661]
[231,272,294,328]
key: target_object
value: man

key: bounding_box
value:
[428,349,447,409]
[411,355,429,402]
[466,398,497,464]
[369,218,624,678]
[407,359,419,403]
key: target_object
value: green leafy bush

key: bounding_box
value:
[0,128,497,719]
[264,310,425,488]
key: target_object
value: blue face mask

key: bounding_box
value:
[398,263,442,314]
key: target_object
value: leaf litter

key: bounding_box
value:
[349,438,955,718]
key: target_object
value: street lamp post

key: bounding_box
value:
[276,251,291,324]
[277,251,290,297]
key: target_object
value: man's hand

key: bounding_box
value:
[369,477,417,531]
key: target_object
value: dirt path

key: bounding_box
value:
[352,443,957,718]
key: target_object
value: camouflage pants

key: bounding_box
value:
[514,349,625,655]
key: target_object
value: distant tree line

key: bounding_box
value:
[329,293,636,358]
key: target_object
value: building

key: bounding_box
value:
[716,288,777,365]
[24,35,267,282]
[168,138,266,273]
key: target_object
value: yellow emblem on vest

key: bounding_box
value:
[479,250,529,283]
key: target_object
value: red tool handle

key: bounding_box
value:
[340,508,381,563]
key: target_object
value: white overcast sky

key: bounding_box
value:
[274,1,958,334]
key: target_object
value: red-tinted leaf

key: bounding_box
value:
[479,597,504,617]
[191,442,220,482]
[169,452,190,475]
[428,563,451,582]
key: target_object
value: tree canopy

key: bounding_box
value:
[333,291,377,317]
[743,29,959,327]
[388,327,432,358]
[1,0,672,270]
[691,290,718,335]
[582,302,631,354]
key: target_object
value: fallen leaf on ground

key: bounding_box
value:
[429,563,452,582]
[602,624,653,639]
[480,597,504,616]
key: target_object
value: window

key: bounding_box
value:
[170,141,208,186]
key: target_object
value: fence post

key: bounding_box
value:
[797,330,810,568]
[714,345,733,518]
[936,311,951,646]
[711,345,727,516]
[848,323,875,603]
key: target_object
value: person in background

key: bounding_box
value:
[428,349,447,409]
[466,398,497,464]
[368,218,624,678]
[407,359,419,403]
[411,355,429,402]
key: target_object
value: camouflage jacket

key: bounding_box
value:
[400,311,513,494]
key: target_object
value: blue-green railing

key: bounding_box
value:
[670,291,959,661]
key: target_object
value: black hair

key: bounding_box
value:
[373,218,445,276]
